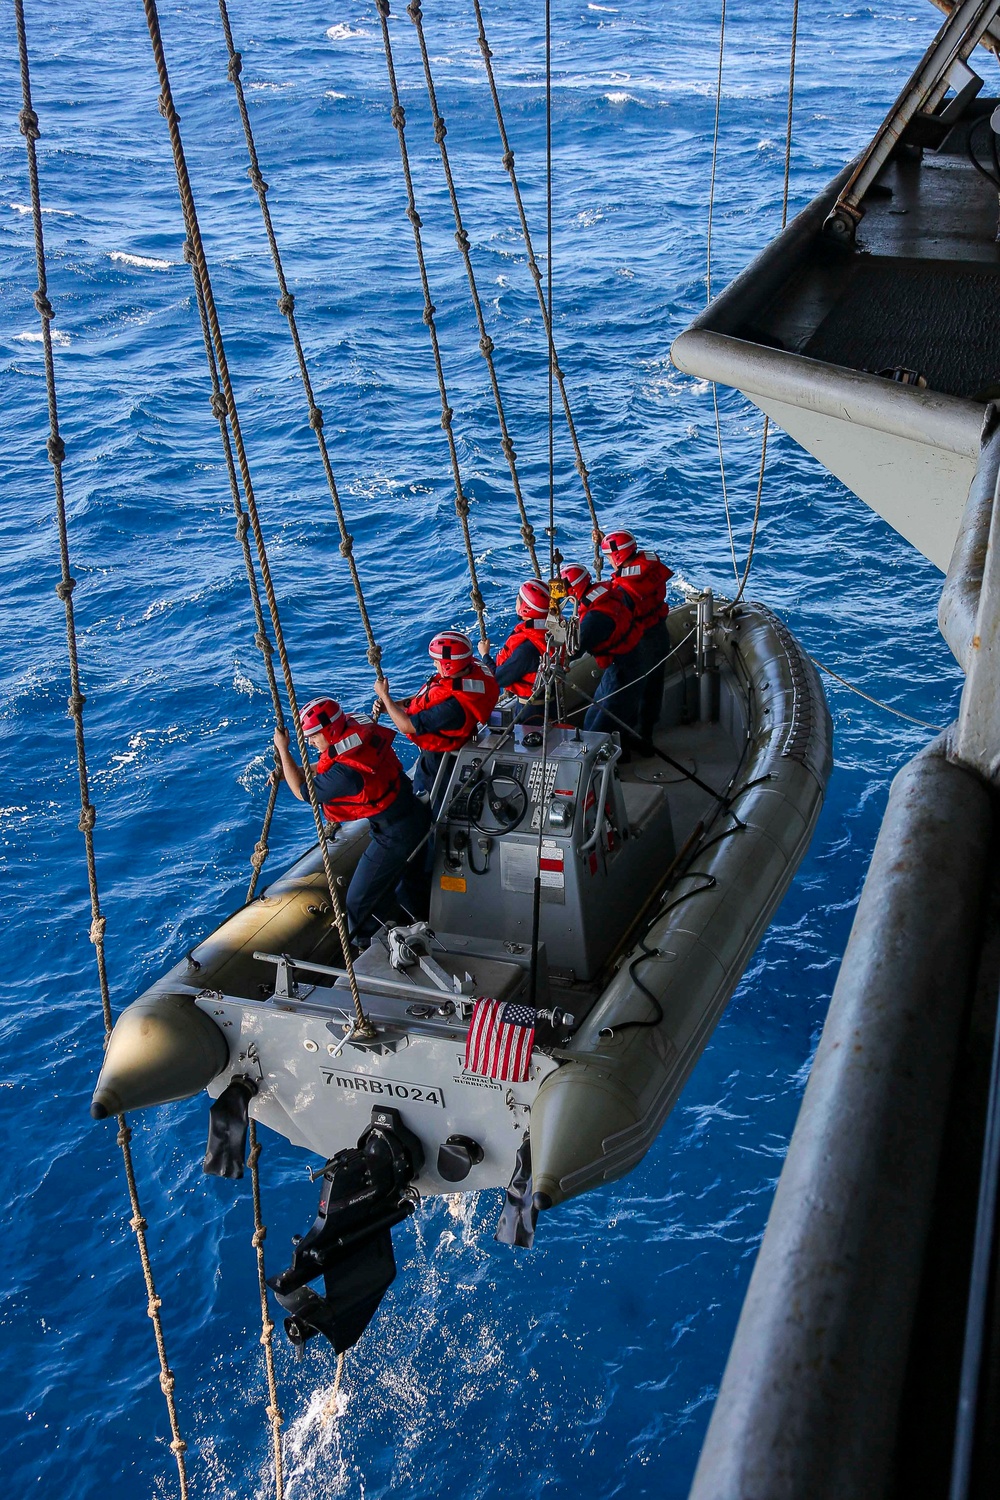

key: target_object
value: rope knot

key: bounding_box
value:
[211,391,228,420]
[158,1367,174,1391]
[338,535,354,558]
[391,103,406,132]
[248,166,268,196]
[502,148,514,171]
[78,803,96,834]
[19,107,40,140]
[55,577,76,601]
[169,1440,188,1457]
[478,38,493,59]
[479,334,494,358]
[528,259,542,284]
[266,1405,282,1424]
[254,630,274,657]
[434,116,447,144]
[309,406,324,431]
[407,207,423,232]
[454,494,469,518]
[68,691,86,717]
[440,404,453,429]
[376,0,391,15]
[470,587,485,612]
[157,92,177,124]
[576,458,590,480]
[406,0,422,20]
[235,512,249,541]
[182,239,194,264]
[250,844,268,870]
[118,1124,133,1147]
[455,228,470,252]
[47,434,66,464]
[89,915,107,945]
[367,644,382,670]
[500,435,515,460]
[33,290,54,320]
[227,51,243,82]
[129,1211,146,1231]
[278,292,295,316]
[252,1227,267,1248]
[248,1142,262,1167]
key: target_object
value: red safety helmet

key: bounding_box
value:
[429,630,474,678]
[560,562,591,602]
[300,697,347,746]
[601,529,638,568]
[516,578,552,621]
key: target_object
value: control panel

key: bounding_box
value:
[428,723,670,982]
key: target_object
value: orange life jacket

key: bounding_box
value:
[315,719,402,823]
[614,550,672,630]
[581,582,642,668]
[495,619,548,698]
[405,662,500,752]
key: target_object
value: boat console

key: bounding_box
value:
[429,723,675,984]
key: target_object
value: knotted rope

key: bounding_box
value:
[141,0,374,1038]
[248,1124,285,1499]
[14,5,189,1491]
[472,0,602,576]
[405,0,540,577]
[217,0,386,678]
[375,0,490,654]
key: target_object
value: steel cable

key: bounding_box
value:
[216,0,386,679]
[374,0,490,655]
[140,0,373,1038]
[14,5,189,1492]
[472,0,603,576]
[405,0,541,577]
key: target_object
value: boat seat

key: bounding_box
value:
[621,780,668,836]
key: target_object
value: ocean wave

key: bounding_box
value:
[13,328,70,346]
[9,201,73,217]
[605,90,642,104]
[325,22,368,40]
[109,251,173,270]
[324,89,347,98]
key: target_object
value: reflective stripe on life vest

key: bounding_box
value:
[405,661,500,752]
[315,718,401,822]
[495,620,547,698]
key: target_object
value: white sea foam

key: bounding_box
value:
[326,22,368,40]
[588,3,619,10]
[109,250,172,270]
[248,80,294,91]
[605,90,640,104]
[14,328,70,346]
[324,89,347,98]
[9,201,73,217]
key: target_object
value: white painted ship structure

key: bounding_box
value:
[673,3,1000,1495]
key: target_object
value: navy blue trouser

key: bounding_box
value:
[346,795,431,945]
[583,643,644,737]
[639,620,670,741]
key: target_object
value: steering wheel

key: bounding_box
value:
[467,772,528,834]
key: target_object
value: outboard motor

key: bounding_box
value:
[267,1106,423,1357]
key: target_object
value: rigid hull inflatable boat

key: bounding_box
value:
[92,595,830,1351]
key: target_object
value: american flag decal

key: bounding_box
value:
[463,999,536,1083]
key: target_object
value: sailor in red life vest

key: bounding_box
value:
[493,578,551,722]
[601,530,673,747]
[561,561,644,738]
[373,631,499,801]
[273,698,430,947]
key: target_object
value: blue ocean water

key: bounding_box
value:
[0,0,966,1494]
